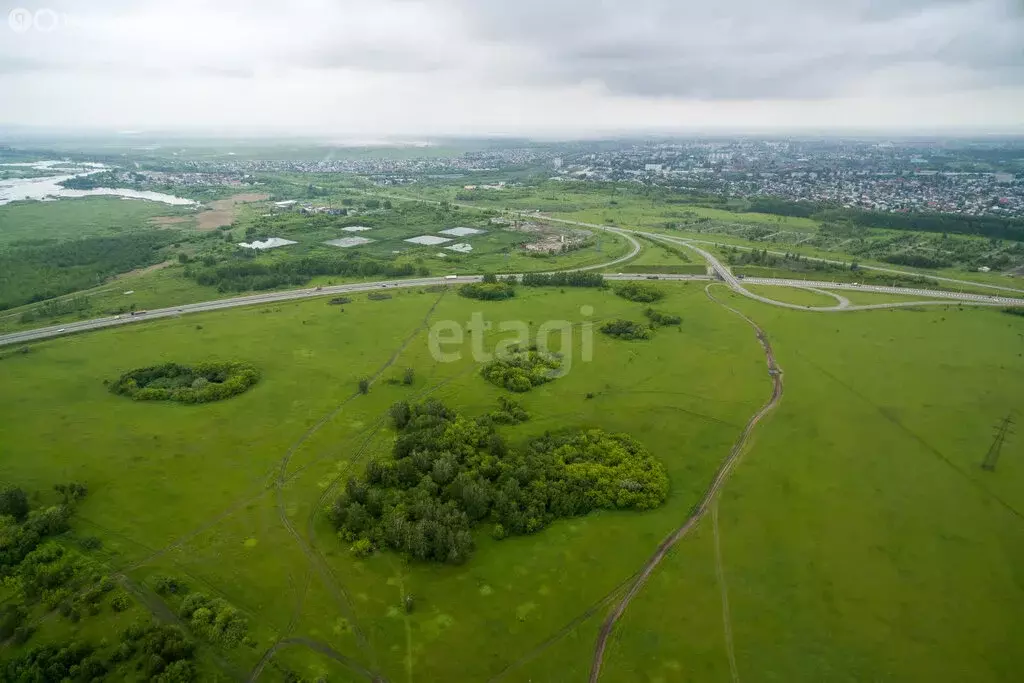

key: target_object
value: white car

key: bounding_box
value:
[57,327,66,332]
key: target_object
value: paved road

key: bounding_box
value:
[677,235,1024,295]
[642,233,1021,311]
[2,268,1019,349]
[0,276,476,347]
[3,206,1022,348]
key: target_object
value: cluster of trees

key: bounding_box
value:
[188,255,420,293]
[614,282,665,303]
[0,482,119,648]
[644,308,682,326]
[1,486,75,575]
[725,248,845,273]
[329,400,667,564]
[459,280,516,300]
[0,230,181,311]
[520,271,606,288]
[481,350,562,392]
[16,542,111,617]
[178,592,249,648]
[4,622,200,682]
[2,641,114,682]
[109,362,260,404]
[882,252,952,269]
[600,319,652,340]
[1004,307,1024,317]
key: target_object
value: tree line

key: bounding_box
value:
[188,254,420,293]
[520,271,606,288]
[329,400,668,564]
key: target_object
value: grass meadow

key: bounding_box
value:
[1,283,1023,681]
[0,196,197,245]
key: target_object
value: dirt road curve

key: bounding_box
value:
[588,285,784,683]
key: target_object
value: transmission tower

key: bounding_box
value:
[981,414,1015,471]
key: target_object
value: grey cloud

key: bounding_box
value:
[446,0,1024,98]
[0,0,1021,105]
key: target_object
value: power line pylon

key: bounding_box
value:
[982,414,1015,471]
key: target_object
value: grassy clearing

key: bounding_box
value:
[829,289,953,306]
[743,284,843,308]
[3,283,1023,682]
[598,289,1024,683]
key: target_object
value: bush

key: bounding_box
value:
[600,319,652,340]
[488,396,529,424]
[80,535,102,551]
[358,378,370,394]
[481,351,562,392]
[153,575,186,596]
[614,282,664,302]
[110,592,132,612]
[0,485,29,521]
[402,367,415,385]
[459,282,516,301]
[109,361,260,404]
[350,538,373,557]
[179,592,248,647]
[644,308,682,326]
[328,296,352,305]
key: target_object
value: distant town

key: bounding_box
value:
[23,137,1023,220]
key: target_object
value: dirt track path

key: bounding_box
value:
[712,502,741,683]
[588,285,783,683]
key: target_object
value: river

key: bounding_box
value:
[0,161,195,206]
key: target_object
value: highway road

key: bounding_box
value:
[2,207,1022,348]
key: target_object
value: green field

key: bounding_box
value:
[742,284,842,308]
[827,289,952,306]
[2,280,1023,682]
[0,196,196,245]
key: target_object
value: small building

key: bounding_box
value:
[274,200,297,210]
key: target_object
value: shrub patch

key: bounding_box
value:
[109,362,259,404]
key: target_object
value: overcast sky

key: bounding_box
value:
[1,0,1022,137]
